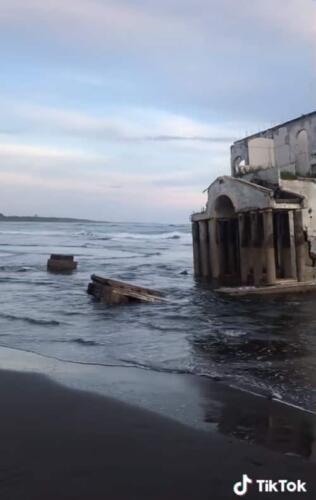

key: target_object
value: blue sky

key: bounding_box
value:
[0,0,315,222]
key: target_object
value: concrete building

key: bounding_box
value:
[191,112,316,288]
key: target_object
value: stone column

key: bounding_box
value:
[191,221,200,277]
[288,211,297,280]
[282,211,296,279]
[293,209,305,282]
[198,220,210,278]
[208,218,220,280]
[251,211,262,286]
[263,209,276,285]
[227,219,236,275]
[238,213,249,285]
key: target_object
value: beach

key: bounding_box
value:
[0,347,315,499]
[0,368,315,500]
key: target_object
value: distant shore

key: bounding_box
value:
[0,214,105,223]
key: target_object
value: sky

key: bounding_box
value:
[0,0,316,222]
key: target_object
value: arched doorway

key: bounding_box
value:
[214,196,240,284]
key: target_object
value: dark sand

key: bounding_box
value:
[0,369,314,500]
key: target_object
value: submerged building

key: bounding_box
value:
[191,112,316,287]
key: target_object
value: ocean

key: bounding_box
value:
[0,220,316,412]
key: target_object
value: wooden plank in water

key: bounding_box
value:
[87,274,165,305]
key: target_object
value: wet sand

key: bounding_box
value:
[0,369,315,500]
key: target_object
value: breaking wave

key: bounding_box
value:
[0,313,62,326]
[93,231,190,241]
[72,338,99,346]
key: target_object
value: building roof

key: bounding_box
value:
[204,175,273,195]
[233,111,316,145]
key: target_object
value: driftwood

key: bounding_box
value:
[47,254,77,273]
[87,274,164,305]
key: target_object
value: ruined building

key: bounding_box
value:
[191,112,316,287]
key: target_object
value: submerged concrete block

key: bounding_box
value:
[47,254,77,273]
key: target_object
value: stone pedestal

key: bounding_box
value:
[198,220,210,278]
[208,219,220,280]
[192,222,201,277]
[293,210,305,282]
[47,254,77,273]
[238,214,249,285]
[251,212,263,286]
[263,210,276,285]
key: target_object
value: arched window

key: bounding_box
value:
[234,157,246,175]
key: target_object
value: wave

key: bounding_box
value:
[92,231,190,241]
[0,342,313,414]
[0,230,68,236]
[0,312,62,326]
[0,265,34,273]
[72,338,99,346]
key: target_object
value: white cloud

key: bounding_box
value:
[0,0,189,53]
[0,0,315,220]
[0,142,102,161]
[6,100,243,144]
[242,0,316,45]
[2,0,315,53]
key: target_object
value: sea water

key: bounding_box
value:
[0,220,316,411]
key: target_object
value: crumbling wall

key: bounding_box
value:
[282,178,316,279]
[231,113,316,180]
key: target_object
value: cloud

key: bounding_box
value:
[0,1,315,221]
[242,0,316,44]
[0,138,208,184]
[2,0,315,60]
[0,0,188,54]
[0,144,206,222]
[1,1,315,121]
[143,135,234,143]
[0,141,107,170]
[5,100,241,144]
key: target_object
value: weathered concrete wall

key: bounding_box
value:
[248,138,276,168]
[281,179,316,234]
[231,113,316,180]
[281,179,316,276]
[206,176,273,217]
[241,166,280,186]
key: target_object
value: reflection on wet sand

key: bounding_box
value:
[191,285,316,460]
[199,379,316,461]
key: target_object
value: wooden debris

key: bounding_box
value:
[47,254,77,273]
[87,274,165,305]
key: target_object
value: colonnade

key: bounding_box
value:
[192,209,306,286]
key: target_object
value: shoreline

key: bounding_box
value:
[0,366,315,499]
[0,346,315,460]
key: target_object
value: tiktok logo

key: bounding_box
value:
[233,475,253,496]
[233,476,307,495]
